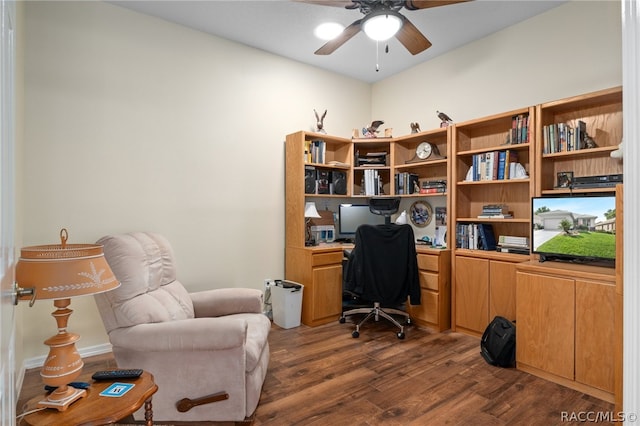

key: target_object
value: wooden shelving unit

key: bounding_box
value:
[535,86,623,195]
[451,107,535,336]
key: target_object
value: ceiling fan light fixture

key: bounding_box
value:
[314,22,345,41]
[362,10,403,42]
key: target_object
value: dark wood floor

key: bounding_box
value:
[18,318,614,425]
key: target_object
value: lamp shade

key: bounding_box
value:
[16,230,119,301]
[304,202,321,218]
[362,11,403,41]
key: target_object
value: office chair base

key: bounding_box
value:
[340,302,409,339]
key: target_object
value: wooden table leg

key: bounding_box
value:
[144,398,153,426]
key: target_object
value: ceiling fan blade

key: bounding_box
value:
[314,20,362,55]
[404,0,470,11]
[294,0,357,8]
[395,17,432,55]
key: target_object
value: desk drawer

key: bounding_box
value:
[410,289,439,325]
[311,251,343,267]
[417,254,439,272]
[419,271,439,291]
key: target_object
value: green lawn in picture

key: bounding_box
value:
[537,231,616,259]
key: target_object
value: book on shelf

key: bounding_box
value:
[542,120,589,154]
[481,204,509,214]
[468,150,519,181]
[509,113,530,145]
[477,213,513,219]
[455,223,496,250]
[477,223,497,251]
[362,168,383,196]
[302,139,326,164]
[395,172,419,195]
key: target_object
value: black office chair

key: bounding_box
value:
[340,197,421,339]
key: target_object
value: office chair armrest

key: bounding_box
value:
[190,288,263,317]
[108,317,247,352]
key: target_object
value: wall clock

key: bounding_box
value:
[409,200,433,228]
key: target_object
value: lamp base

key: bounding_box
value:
[37,386,86,411]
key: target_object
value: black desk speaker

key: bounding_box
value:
[332,170,347,195]
[304,167,316,194]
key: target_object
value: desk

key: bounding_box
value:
[285,243,451,330]
[20,371,158,426]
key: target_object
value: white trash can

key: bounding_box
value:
[270,280,304,329]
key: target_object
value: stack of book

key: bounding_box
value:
[542,120,587,153]
[508,113,530,145]
[477,204,513,219]
[419,180,446,194]
[305,139,326,164]
[455,223,496,251]
[362,169,383,196]
[497,235,530,255]
[468,150,520,181]
[395,172,419,195]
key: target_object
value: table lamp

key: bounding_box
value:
[14,229,120,411]
[304,201,321,246]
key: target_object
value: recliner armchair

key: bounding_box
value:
[93,232,270,423]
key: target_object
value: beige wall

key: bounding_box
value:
[373,1,621,131]
[19,1,371,362]
[18,0,622,363]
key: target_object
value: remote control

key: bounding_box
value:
[91,369,143,381]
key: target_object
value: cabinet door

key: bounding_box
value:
[311,264,342,323]
[455,256,488,334]
[516,272,574,380]
[489,260,517,321]
[575,279,615,392]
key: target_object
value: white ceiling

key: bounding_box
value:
[110,0,567,83]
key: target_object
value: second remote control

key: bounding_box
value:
[92,369,143,380]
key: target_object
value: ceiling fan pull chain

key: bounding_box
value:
[375,40,380,72]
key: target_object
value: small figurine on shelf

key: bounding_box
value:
[314,109,327,134]
[410,122,421,133]
[437,110,453,127]
[583,133,597,149]
[611,139,624,160]
[362,120,384,138]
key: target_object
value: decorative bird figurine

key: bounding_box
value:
[410,122,421,133]
[437,110,453,127]
[362,120,384,138]
[314,109,327,134]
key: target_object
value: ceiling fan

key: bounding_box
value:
[303,1,470,56]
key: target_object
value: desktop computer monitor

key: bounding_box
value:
[338,204,386,236]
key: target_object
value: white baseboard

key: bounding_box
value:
[16,343,113,398]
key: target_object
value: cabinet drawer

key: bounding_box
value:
[417,254,439,271]
[410,289,439,325]
[311,251,343,267]
[419,271,439,291]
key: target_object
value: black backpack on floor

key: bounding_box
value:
[480,316,516,368]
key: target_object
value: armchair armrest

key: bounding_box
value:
[108,316,247,352]
[191,288,263,317]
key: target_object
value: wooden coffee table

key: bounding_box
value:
[20,370,158,426]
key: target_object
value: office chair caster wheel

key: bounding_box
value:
[352,330,360,338]
[339,317,346,324]
[397,332,405,339]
